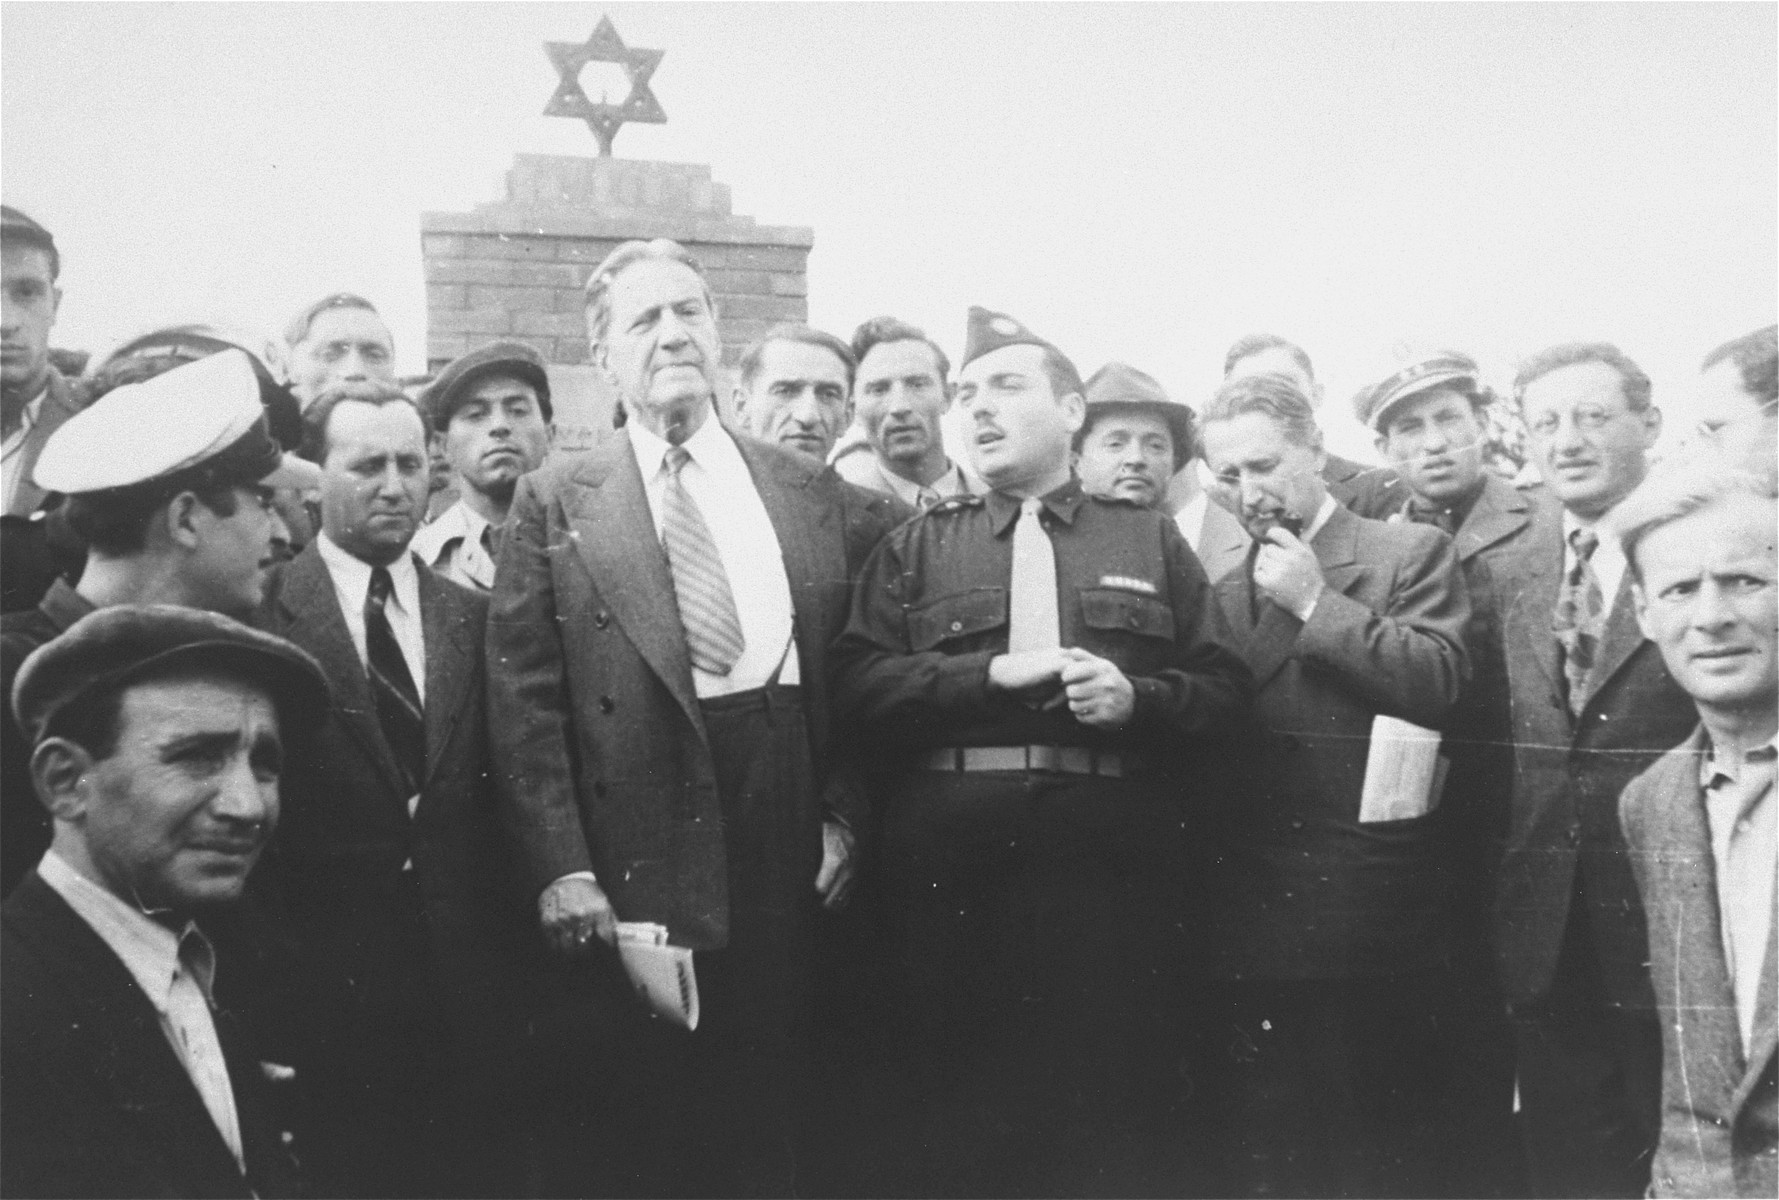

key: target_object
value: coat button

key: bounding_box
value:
[598,696,615,714]
[949,620,963,633]
[593,610,610,629]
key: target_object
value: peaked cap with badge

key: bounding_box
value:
[1352,348,1485,432]
[961,306,1081,383]
[33,348,319,498]
[1079,362,1197,468]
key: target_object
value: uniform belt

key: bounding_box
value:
[919,745,1136,778]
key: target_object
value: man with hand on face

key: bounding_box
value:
[1,604,328,1199]
[1222,333,1407,520]
[1199,370,1470,1199]
[834,307,1251,1196]
[1,351,315,898]
[1358,349,1535,1195]
[732,323,856,464]
[1609,461,1778,1199]
[412,341,554,592]
[1493,343,1698,1199]
[255,382,527,1198]
[836,316,974,507]
[487,238,904,1197]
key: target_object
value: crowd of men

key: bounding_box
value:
[0,200,1773,1200]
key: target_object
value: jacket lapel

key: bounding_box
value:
[1454,475,1533,563]
[417,563,475,786]
[1578,572,1645,714]
[274,546,407,796]
[1505,496,1566,695]
[563,433,706,740]
[1730,899,1779,1120]
[9,875,249,1189]
[6,370,81,518]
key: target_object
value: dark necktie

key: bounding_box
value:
[366,566,426,791]
[1552,527,1605,718]
[1405,498,1457,536]
[660,446,745,675]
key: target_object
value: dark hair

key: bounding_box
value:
[1074,402,1198,467]
[301,382,427,464]
[1514,342,1652,413]
[851,316,951,382]
[1701,325,1778,407]
[2,207,59,281]
[582,239,714,347]
[63,481,243,558]
[738,324,856,392]
[1224,334,1314,381]
[284,293,385,349]
[1202,372,1324,451]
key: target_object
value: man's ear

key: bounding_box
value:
[1060,391,1087,435]
[31,738,92,822]
[1632,580,1654,640]
[941,381,956,412]
[731,385,749,426]
[1374,433,1389,460]
[1639,405,1663,449]
[165,492,204,549]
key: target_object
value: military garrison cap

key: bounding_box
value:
[13,604,329,746]
[1080,362,1197,468]
[1353,349,1483,432]
[34,349,319,496]
[962,306,1065,372]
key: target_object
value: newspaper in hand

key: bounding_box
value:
[1359,715,1447,824]
[615,922,699,1030]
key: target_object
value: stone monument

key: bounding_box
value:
[421,16,814,448]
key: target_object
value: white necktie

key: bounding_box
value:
[1007,497,1061,652]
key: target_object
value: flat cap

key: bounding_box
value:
[422,341,553,428]
[962,306,1064,372]
[1081,362,1197,467]
[1353,348,1482,431]
[34,349,319,495]
[12,604,329,747]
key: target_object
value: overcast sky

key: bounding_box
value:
[4,2,1773,456]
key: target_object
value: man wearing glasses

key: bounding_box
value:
[1493,343,1700,1197]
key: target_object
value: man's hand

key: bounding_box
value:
[1060,648,1136,728]
[815,820,856,910]
[987,648,1070,695]
[1254,526,1326,620]
[539,874,617,956]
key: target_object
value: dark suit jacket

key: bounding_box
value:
[487,424,904,949]
[1209,503,1470,979]
[1492,489,1698,1009]
[1323,450,1407,521]
[1,872,297,1199]
[1621,730,1777,1198]
[254,544,528,1065]
[1193,497,1251,583]
[4,368,82,520]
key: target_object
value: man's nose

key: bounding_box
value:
[267,505,291,546]
[211,756,275,826]
[1691,580,1738,629]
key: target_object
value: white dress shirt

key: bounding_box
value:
[1562,509,1628,612]
[38,850,245,1172]
[1174,491,1210,552]
[316,533,427,705]
[628,416,798,694]
[410,498,497,592]
[1699,735,1778,1054]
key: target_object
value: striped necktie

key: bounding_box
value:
[661,445,745,675]
[366,566,426,791]
[1552,527,1605,718]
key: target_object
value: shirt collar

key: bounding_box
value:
[317,532,420,616]
[1701,734,1779,789]
[985,475,1086,536]
[4,389,47,442]
[878,458,965,507]
[1303,493,1340,544]
[37,850,214,1012]
[627,409,741,480]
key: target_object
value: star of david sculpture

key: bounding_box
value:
[544,16,667,156]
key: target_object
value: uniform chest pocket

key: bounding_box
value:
[1079,588,1175,641]
[908,588,1007,651]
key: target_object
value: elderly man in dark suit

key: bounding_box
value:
[1199,370,1470,1198]
[1611,459,1777,1198]
[1,605,328,1199]
[487,238,903,1197]
[255,382,530,1198]
[1493,343,1699,1197]
[1358,349,1537,1194]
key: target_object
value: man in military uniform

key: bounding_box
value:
[834,306,1251,1196]
[1356,349,1535,1196]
